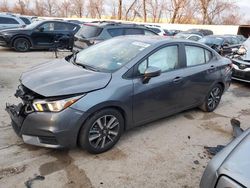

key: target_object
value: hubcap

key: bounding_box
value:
[17,40,28,51]
[88,115,120,149]
[207,87,221,110]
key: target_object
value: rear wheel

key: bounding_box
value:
[13,38,31,52]
[200,84,223,112]
[79,108,124,154]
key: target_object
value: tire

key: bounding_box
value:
[13,38,31,52]
[79,108,124,154]
[200,84,223,112]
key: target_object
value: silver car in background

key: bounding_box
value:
[200,126,250,187]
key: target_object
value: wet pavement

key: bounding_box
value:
[0,47,249,188]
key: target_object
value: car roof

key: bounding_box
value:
[39,19,79,25]
[84,22,152,29]
[116,35,206,46]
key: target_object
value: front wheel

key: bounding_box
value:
[13,38,31,52]
[79,108,124,154]
[200,84,223,112]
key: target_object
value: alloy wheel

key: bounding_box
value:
[207,87,221,110]
[88,115,120,149]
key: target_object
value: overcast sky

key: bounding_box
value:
[237,0,250,19]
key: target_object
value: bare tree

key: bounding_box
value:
[118,0,122,19]
[44,0,57,16]
[60,0,72,17]
[87,0,104,19]
[143,0,147,22]
[125,0,137,20]
[0,0,10,12]
[13,0,30,15]
[33,0,46,16]
[72,0,84,17]
[199,0,236,24]
[146,0,165,23]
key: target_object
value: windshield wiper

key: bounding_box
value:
[70,52,100,72]
[76,63,100,72]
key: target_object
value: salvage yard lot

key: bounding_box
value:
[0,47,250,188]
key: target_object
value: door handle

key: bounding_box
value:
[173,76,182,83]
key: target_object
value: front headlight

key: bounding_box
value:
[32,95,83,112]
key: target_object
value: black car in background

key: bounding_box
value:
[199,35,241,56]
[0,20,80,52]
[73,21,158,52]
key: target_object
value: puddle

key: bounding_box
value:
[201,112,229,120]
[200,121,231,136]
[0,165,26,179]
[39,150,92,188]
[94,147,127,161]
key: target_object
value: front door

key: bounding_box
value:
[132,45,185,124]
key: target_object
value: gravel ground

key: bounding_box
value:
[0,47,249,188]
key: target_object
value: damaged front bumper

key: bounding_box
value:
[5,85,88,149]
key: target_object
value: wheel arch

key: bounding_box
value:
[11,35,33,47]
[76,104,129,147]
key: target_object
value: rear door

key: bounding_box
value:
[132,44,186,124]
[179,44,220,107]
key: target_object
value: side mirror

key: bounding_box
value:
[142,66,161,84]
[38,27,44,32]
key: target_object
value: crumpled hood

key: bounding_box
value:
[20,59,111,97]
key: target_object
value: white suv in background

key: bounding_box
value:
[0,14,26,30]
[144,25,167,36]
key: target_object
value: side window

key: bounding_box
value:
[20,17,31,24]
[144,30,157,36]
[0,17,19,24]
[185,46,206,66]
[205,50,213,62]
[40,22,54,31]
[124,28,144,35]
[138,45,178,74]
[107,28,124,37]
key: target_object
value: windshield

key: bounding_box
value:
[199,37,223,46]
[24,20,43,29]
[75,37,151,72]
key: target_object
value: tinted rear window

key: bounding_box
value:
[20,17,31,24]
[77,25,103,38]
[107,28,124,37]
[124,28,144,35]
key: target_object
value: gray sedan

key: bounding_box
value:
[6,36,232,153]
